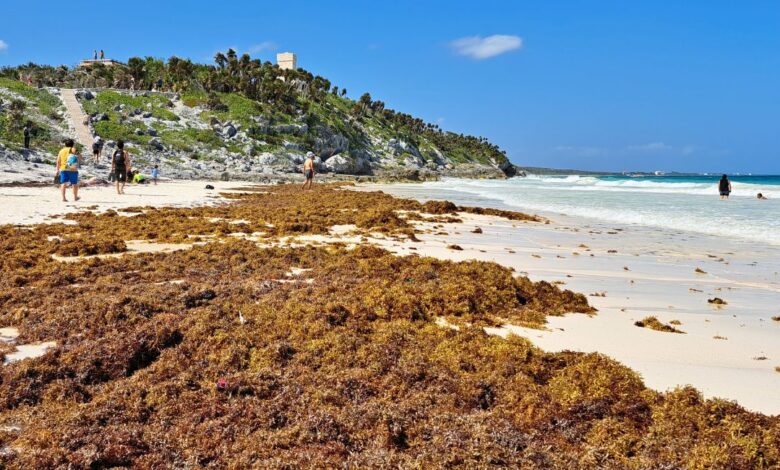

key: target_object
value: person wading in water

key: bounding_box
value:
[719,174,732,200]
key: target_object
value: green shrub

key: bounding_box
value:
[93,121,149,145]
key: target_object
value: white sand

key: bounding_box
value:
[3,342,57,365]
[51,240,197,263]
[1,325,56,366]
[347,204,780,415]
[0,180,250,225]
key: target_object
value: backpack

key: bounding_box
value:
[66,154,80,170]
[114,150,126,167]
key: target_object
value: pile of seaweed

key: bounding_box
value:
[0,185,777,468]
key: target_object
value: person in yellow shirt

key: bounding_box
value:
[55,139,82,202]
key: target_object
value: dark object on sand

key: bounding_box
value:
[447,244,463,251]
[708,297,727,305]
[205,184,215,190]
[471,227,483,234]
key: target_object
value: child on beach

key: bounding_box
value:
[151,165,160,185]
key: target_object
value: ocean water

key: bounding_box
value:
[392,175,780,246]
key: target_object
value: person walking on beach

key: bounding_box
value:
[302,152,316,190]
[55,139,82,202]
[719,174,732,200]
[91,138,103,164]
[111,140,131,195]
[151,165,160,185]
[23,121,32,150]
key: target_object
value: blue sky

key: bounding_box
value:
[2,1,779,173]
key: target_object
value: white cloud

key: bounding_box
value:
[247,41,277,54]
[451,34,522,60]
[0,40,8,52]
[627,142,671,152]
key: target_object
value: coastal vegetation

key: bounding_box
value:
[0,186,778,468]
[1,51,513,177]
[0,78,66,154]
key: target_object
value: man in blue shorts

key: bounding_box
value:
[55,139,82,202]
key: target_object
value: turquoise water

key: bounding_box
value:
[598,174,780,188]
[400,175,780,246]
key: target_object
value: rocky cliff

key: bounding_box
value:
[1,67,519,182]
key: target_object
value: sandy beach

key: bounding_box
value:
[1,180,778,414]
[0,179,250,225]
[3,4,779,463]
[0,181,777,467]
[352,183,780,415]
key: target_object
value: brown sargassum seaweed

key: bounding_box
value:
[0,185,777,468]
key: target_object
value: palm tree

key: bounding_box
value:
[214,52,227,70]
[127,57,145,84]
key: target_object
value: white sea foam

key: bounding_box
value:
[398,177,780,246]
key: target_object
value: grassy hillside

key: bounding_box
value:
[0,77,67,155]
[1,53,513,176]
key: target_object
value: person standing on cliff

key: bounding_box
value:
[23,121,32,150]
[302,152,316,190]
[100,50,105,60]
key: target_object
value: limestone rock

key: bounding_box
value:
[270,123,308,136]
[223,124,237,138]
[76,90,94,100]
[312,126,349,156]
[322,153,367,174]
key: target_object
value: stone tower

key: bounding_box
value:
[276,52,297,71]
